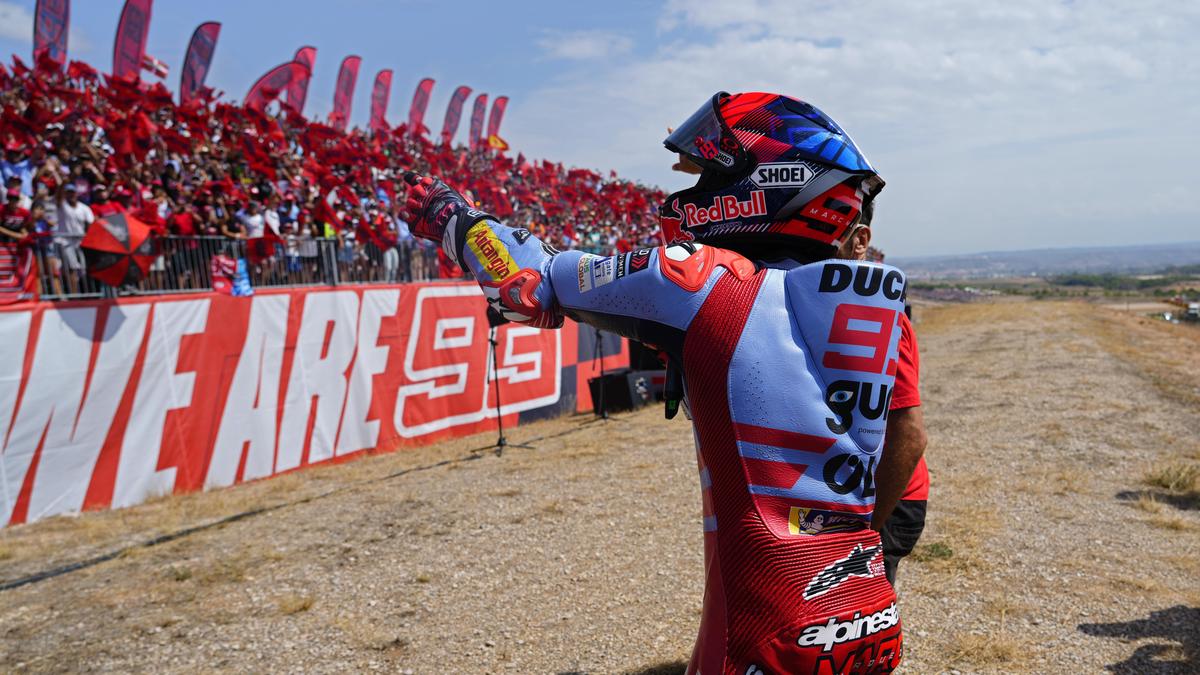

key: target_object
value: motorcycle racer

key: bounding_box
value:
[406,92,908,674]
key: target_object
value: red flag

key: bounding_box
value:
[244,61,308,112]
[329,55,361,131]
[440,85,472,145]
[141,53,168,78]
[113,0,153,81]
[468,93,488,151]
[34,0,70,67]
[486,95,509,139]
[407,77,435,138]
[369,69,392,133]
[285,46,316,116]
[66,59,96,81]
[10,55,30,78]
[179,21,220,105]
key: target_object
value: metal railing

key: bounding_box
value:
[32,235,443,301]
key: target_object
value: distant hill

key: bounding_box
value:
[891,241,1200,280]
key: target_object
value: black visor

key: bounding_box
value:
[664,92,751,175]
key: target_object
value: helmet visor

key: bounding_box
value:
[664,92,750,175]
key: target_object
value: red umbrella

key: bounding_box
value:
[81,213,157,286]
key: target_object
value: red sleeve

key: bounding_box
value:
[890,312,921,410]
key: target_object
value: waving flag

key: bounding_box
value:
[468,93,488,150]
[369,69,393,133]
[180,22,220,104]
[329,55,361,131]
[440,85,472,145]
[487,95,509,139]
[112,0,152,81]
[245,61,309,112]
[33,0,70,67]
[286,45,316,116]
[140,53,168,79]
[407,77,435,137]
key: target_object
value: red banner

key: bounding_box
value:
[0,283,626,526]
[468,93,488,151]
[440,85,472,145]
[487,95,509,139]
[33,0,70,66]
[369,69,393,133]
[112,0,152,81]
[244,61,308,112]
[179,21,220,105]
[407,77,435,137]
[329,55,362,131]
[285,45,316,116]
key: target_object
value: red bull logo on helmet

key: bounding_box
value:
[683,190,767,227]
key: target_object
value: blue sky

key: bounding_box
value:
[1,0,1197,257]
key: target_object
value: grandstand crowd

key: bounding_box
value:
[0,54,667,296]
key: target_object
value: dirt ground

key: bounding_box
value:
[1,299,1198,674]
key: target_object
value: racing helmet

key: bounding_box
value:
[660,92,884,259]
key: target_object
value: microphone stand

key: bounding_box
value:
[593,326,609,420]
[480,322,534,456]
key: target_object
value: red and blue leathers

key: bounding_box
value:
[412,179,908,674]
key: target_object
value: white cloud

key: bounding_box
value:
[536,29,634,61]
[0,0,90,53]
[0,1,33,43]
[505,0,1200,256]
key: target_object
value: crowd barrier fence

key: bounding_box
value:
[31,235,443,301]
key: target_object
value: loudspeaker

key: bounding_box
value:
[588,369,667,414]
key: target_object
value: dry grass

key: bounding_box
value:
[982,593,1030,625]
[1132,493,1165,514]
[1108,574,1163,593]
[942,632,1024,669]
[277,593,315,615]
[1091,307,1200,408]
[1144,462,1200,493]
[1147,512,1195,532]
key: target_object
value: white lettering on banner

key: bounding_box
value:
[113,300,209,508]
[0,310,33,525]
[4,308,95,525]
[277,291,360,468]
[25,306,147,523]
[393,285,561,438]
[336,289,400,456]
[497,326,542,384]
[207,295,290,488]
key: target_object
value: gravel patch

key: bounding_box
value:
[0,300,1196,673]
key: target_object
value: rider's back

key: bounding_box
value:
[680,252,905,673]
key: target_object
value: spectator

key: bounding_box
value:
[55,182,93,293]
[0,188,29,242]
[1,145,34,196]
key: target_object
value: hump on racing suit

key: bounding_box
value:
[450,214,907,674]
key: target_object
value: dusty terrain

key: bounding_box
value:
[1,300,1198,674]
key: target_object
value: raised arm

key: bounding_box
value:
[402,173,754,348]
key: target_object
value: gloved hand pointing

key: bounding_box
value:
[402,171,472,242]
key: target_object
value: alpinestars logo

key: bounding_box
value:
[803,543,883,599]
[797,603,899,652]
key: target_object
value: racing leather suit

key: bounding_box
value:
[440,202,907,674]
